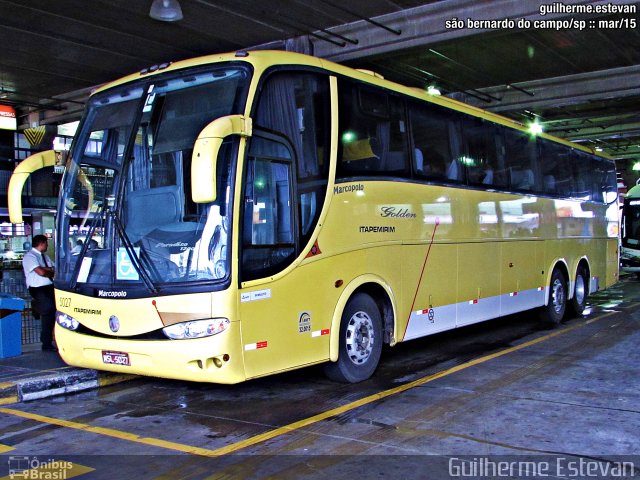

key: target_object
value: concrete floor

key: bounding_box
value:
[0,278,638,479]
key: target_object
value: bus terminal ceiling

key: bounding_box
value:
[0,0,638,174]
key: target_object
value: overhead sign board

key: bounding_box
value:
[0,105,16,130]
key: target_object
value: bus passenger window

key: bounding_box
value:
[254,71,330,247]
[504,129,538,193]
[592,159,617,203]
[408,100,461,183]
[540,142,575,197]
[337,80,409,178]
[573,151,597,200]
[461,118,508,188]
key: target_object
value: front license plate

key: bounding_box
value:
[102,350,130,366]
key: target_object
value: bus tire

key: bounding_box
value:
[567,265,589,317]
[539,268,567,326]
[324,292,383,383]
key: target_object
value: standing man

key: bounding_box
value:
[23,235,56,351]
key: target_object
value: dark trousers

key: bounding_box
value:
[29,285,56,347]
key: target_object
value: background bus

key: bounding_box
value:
[621,182,640,277]
[9,50,619,384]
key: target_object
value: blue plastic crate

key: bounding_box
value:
[0,293,25,358]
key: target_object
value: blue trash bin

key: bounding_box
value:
[0,293,25,358]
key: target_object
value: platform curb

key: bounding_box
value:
[0,368,137,404]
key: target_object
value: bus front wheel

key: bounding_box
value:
[540,268,567,326]
[324,292,383,383]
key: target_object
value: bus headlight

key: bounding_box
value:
[56,311,80,331]
[162,318,230,340]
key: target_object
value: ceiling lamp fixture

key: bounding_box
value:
[426,85,441,96]
[149,0,183,22]
[528,120,544,136]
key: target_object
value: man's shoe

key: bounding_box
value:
[42,345,58,352]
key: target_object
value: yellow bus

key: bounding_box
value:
[9,51,619,383]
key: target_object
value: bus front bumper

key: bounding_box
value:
[620,256,640,273]
[55,322,246,384]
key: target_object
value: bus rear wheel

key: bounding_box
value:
[567,265,589,317]
[324,292,383,383]
[539,268,567,326]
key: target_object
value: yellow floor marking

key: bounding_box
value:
[0,311,615,458]
[0,397,18,406]
[0,408,224,457]
[0,460,94,480]
[0,407,227,457]
[97,373,137,387]
[0,443,14,453]
[207,312,615,456]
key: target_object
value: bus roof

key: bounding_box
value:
[93,49,611,161]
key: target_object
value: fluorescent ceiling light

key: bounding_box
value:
[149,0,183,22]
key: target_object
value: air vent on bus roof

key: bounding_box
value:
[356,69,384,79]
[140,62,171,75]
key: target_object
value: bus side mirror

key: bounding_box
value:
[191,115,252,203]
[8,150,60,223]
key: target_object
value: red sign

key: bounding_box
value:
[0,105,16,130]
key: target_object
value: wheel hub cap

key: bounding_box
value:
[345,311,375,365]
[575,275,585,305]
[551,278,565,314]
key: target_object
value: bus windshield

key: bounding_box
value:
[56,65,250,293]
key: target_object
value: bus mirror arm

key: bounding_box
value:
[191,115,252,204]
[8,150,59,223]
[604,191,618,205]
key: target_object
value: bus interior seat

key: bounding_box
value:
[511,169,534,190]
[126,185,182,242]
[543,175,556,192]
[276,180,292,242]
[420,149,448,179]
[575,180,587,197]
[447,159,460,180]
[341,137,380,171]
[384,151,406,172]
[414,148,424,173]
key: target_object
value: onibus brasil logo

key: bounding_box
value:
[7,456,73,479]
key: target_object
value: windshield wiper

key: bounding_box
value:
[69,203,158,294]
[109,208,158,294]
